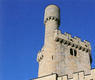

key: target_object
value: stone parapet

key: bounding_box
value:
[33,69,95,80]
[54,30,91,53]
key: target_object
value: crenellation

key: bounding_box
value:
[91,69,95,80]
[64,32,72,39]
[35,4,93,80]
[56,30,91,49]
[84,40,91,49]
[73,73,78,80]
[62,75,68,80]
[79,71,84,80]
[57,77,62,80]
[74,36,81,42]
[34,69,95,80]
[54,30,91,52]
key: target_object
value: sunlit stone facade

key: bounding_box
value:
[33,5,95,80]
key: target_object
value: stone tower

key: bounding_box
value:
[36,4,93,79]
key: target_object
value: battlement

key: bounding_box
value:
[37,4,93,79]
[54,30,91,53]
[33,69,95,80]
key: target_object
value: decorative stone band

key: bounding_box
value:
[54,30,91,53]
[44,16,60,25]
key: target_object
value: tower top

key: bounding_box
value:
[44,5,60,25]
[37,4,92,78]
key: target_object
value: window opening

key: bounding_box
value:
[70,48,73,55]
[70,48,77,56]
[52,56,53,60]
[74,50,77,56]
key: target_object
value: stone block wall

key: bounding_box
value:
[37,29,92,77]
[33,69,95,80]
[37,4,92,78]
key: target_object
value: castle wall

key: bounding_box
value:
[53,30,91,77]
[33,69,95,80]
[37,4,92,78]
[37,29,91,78]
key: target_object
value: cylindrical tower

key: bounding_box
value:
[38,5,60,77]
[44,5,60,47]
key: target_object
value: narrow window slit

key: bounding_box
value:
[52,56,53,60]
[70,48,73,56]
[74,50,77,56]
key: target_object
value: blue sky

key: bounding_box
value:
[0,0,95,80]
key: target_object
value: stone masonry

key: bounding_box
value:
[34,69,95,80]
[33,4,95,80]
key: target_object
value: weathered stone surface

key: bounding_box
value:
[34,69,95,80]
[33,74,57,80]
[36,4,93,79]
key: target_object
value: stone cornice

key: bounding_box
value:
[54,30,91,52]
